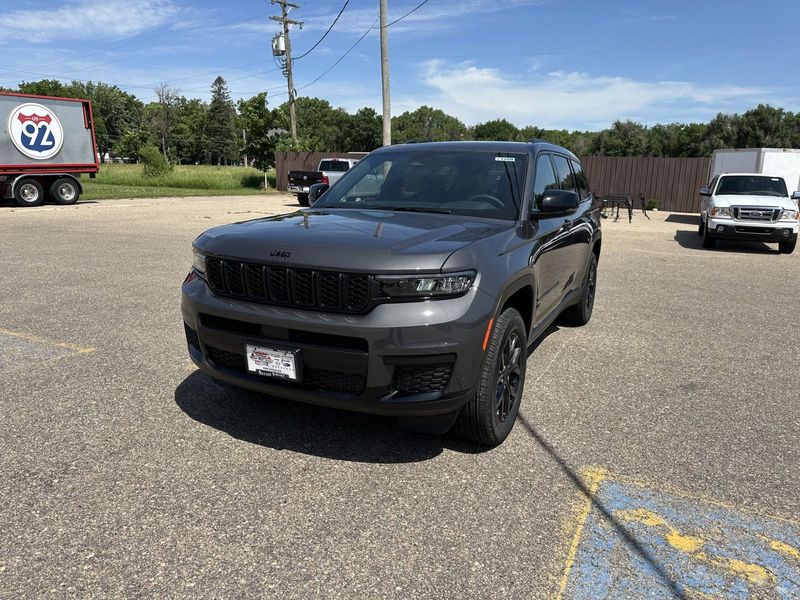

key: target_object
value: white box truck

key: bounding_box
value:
[709,148,800,201]
[1,91,99,207]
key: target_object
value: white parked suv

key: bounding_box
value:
[699,173,799,254]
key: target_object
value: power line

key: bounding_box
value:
[294,0,350,60]
[384,0,431,28]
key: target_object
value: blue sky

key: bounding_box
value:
[1,0,799,130]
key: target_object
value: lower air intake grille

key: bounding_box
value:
[205,346,365,395]
[394,363,454,395]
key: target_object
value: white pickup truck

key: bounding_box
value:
[699,173,799,254]
[287,158,359,206]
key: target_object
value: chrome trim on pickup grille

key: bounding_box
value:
[732,206,781,222]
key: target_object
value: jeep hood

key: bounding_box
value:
[194,209,512,272]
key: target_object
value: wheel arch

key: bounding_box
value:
[495,272,536,338]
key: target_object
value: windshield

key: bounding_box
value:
[716,175,787,197]
[315,150,528,220]
[319,160,352,172]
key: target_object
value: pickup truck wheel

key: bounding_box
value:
[561,253,597,327]
[14,178,45,207]
[298,193,310,207]
[779,237,796,254]
[454,308,527,447]
[702,225,716,249]
[50,178,80,205]
[698,216,705,236]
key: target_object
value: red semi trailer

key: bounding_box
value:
[0,91,100,207]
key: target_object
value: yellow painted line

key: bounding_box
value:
[608,471,800,528]
[555,467,608,600]
[0,326,95,354]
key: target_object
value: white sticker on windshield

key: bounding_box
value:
[495,156,516,162]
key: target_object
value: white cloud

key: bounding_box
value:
[0,0,180,43]
[413,61,774,129]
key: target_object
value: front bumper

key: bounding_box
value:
[706,217,798,242]
[181,277,495,417]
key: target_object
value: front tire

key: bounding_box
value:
[779,237,797,254]
[454,308,527,447]
[14,178,45,207]
[702,224,716,248]
[50,178,80,205]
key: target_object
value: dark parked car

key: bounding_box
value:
[182,141,601,446]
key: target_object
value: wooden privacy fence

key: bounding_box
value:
[275,152,711,213]
[580,156,710,213]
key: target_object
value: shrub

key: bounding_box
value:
[140,145,172,178]
[646,198,660,210]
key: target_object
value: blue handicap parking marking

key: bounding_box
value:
[561,474,800,599]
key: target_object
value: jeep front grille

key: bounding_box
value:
[205,258,372,313]
[732,207,781,222]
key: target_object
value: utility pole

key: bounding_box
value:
[270,0,302,144]
[379,0,391,145]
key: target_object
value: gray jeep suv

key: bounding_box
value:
[181,141,601,446]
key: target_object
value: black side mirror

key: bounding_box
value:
[533,189,580,217]
[792,191,800,201]
[308,183,329,205]
[699,187,711,197]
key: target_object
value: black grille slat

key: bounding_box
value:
[292,270,315,306]
[267,267,290,303]
[206,258,225,292]
[318,272,342,309]
[245,264,267,298]
[345,275,370,310]
[223,261,246,295]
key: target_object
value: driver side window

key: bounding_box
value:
[532,154,558,210]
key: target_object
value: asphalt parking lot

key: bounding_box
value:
[1,196,799,599]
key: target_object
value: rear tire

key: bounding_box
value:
[298,193,310,207]
[454,308,527,447]
[49,178,80,205]
[561,252,597,326]
[702,225,716,248]
[779,237,796,254]
[14,178,44,207]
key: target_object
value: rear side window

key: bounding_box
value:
[552,155,577,194]
[319,160,351,172]
[570,159,590,200]
[532,154,559,209]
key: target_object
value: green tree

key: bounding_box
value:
[146,83,181,161]
[589,120,649,156]
[392,106,467,142]
[279,97,350,150]
[207,76,238,164]
[237,92,286,170]
[472,118,519,141]
[173,98,209,164]
[343,107,382,151]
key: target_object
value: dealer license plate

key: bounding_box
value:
[245,344,300,381]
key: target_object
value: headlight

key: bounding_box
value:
[192,248,206,274]
[779,209,798,221]
[709,207,732,218]
[377,271,475,298]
